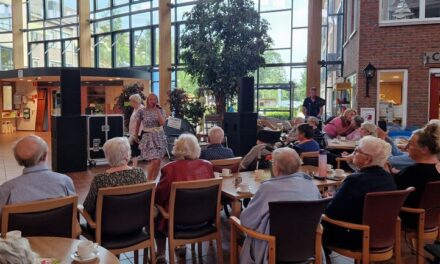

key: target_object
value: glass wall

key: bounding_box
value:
[26,0,79,67]
[0,0,12,70]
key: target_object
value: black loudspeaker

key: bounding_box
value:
[51,116,87,173]
[223,112,258,156]
[238,77,255,113]
[60,68,81,116]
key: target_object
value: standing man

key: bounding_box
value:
[302,87,325,119]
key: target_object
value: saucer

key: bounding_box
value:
[71,252,99,263]
[237,187,252,194]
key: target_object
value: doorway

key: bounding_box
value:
[429,74,440,120]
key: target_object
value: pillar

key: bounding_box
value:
[12,0,24,69]
[159,0,172,113]
[79,0,92,67]
[306,0,322,95]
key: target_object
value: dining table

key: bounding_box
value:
[326,138,357,150]
[221,165,346,217]
[27,236,119,264]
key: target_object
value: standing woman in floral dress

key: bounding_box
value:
[134,93,167,181]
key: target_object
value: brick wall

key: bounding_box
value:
[346,0,440,127]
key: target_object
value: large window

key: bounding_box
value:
[380,0,440,24]
[345,0,359,38]
[0,0,12,70]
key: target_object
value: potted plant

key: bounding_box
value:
[167,89,189,118]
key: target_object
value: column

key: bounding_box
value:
[79,0,92,67]
[306,0,322,95]
[159,0,172,113]
[12,0,24,69]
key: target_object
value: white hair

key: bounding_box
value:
[358,136,391,167]
[272,147,301,176]
[208,126,224,144]
[129,94,142,104]
[361,122,377,137]
[0,238,38,264]
[307,116,320,125]
[13,135,48,167]
[172,134,201,160]
[103,137,131,167]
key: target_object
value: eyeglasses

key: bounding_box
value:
[353,147,371,157]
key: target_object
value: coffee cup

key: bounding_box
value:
[326,164,333,171]
[238,183,250,192]
[214,172,221,178]
[222,168,231,176]
[254,169,264,180]
[340,136,346,141]
[335,169,344,177]
[77,240,94,259]
[5,230,21,240]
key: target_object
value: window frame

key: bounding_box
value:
[379,0,440,26]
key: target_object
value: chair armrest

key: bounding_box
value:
[401,206,425,214]
[322,214,369,231]
[156,205,169,219]
[77,204,96,229]
[230,216,275,242]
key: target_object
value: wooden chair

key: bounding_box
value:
[230,198,332,264]
[211,157,242,173]
[300,151,319,166]
[400,181,440,264]
[322,187,414,264]
[79,183,156,264]
[336,157,351,169]
[157,178,223,264]
[1,196,78,238]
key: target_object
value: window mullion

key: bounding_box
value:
[420,0,426,19]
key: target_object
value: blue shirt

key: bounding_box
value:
[0,164,76,214]
[293,140,320,155]
[200,144,234,161]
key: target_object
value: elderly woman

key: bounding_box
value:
[291,124,320,155]
[83,137,147,218]
[307,116,322,137]
[134,93,167,181]
[323,136,396,250]
[200,126,234,160]
[346,116,364,141]
[155,133,214,261]
[394,121,440,211]
[0,238,38,264]
[323,109,356,138]
[128,94,144,167]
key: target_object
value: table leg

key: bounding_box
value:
[231,200,242,217]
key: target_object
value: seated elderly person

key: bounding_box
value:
[290,124,320,155]
[286,117,305,142]
[323,136,396,250]
[394,121,440,227]
[83,137,147,218]
[307,116,322,137]
[155,134,214,262]
[240,147,321,263]
[0,237,37,264]
[200,126,234,160]
[346,116,364,141]
[240,130,280,171]
[0,135,75,215]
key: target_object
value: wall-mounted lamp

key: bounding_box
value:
[363,62,376,98]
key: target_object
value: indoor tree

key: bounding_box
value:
[180,0,272,114]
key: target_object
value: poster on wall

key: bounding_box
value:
[360,108,376,123]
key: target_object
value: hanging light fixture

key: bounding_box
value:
[393,0,414,19]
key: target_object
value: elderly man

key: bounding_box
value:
[0,135,76,215]
[240,147,321,264]
[323,136,396,250]
[200,126,234,160]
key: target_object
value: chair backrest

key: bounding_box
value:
[96,183,155,243]
[169,179,222,233]
[418,181,440,229]
[1,196,78,238]
[362,187,414,249]
[300,151,319,166]
[211,157,242,173]
[269,198,332,263]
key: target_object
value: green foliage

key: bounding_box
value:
[180,0,272,114]
[185,100,207,128]
[168,89,189,118]
[115,82,147,129]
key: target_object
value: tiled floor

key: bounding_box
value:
[0,132,424,263]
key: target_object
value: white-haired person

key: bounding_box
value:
[323,136,396,251]
[134,93,167,181]
[128,93,144,166]
[83,137,147,218]
[307,116,322,137]
[0,237,38,264]
[0,135,75,215]
[200,126,234,160]
[155,134,214,262]
[240,147,321,264]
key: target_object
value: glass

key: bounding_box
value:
[264,49,291,64]
[131,12,150,28]
[64,39,78,67]
[2,85,12,111]
[113,0,129,6]
[177,70,198,96]
[30,43,45,67]
[115,32,130,67]
[112,5,129,15]
[29,0,44,21]
[260,11,291,49]
[45,28,60,40]
[154,27,159,65]
[134,29,151,66]
[259,66,290,84]
[62,25,77,38]
[112,15,129,30]
[96,0,110,10]
[0,1,12,18]
[95,20,110,33]
[0,18,12,32]
[95,10,111,19]
[131,2,150,12]
[380,0,420,21]
[0,43,13,70]
[257,89,291,120]
[426,0,440,18]
[291,67,307,115]
[292,0,308,27]
[378,71,405,126]
[47,41,62,67]
[291,28,308,63]
[46,0,61,19]
[259,0,291,11]
[176,4,194,21]
[29,30,44,41]
[97,35,111,68]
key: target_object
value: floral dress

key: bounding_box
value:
[135,107,167,160]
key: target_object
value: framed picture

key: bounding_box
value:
[360,108,375,123]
